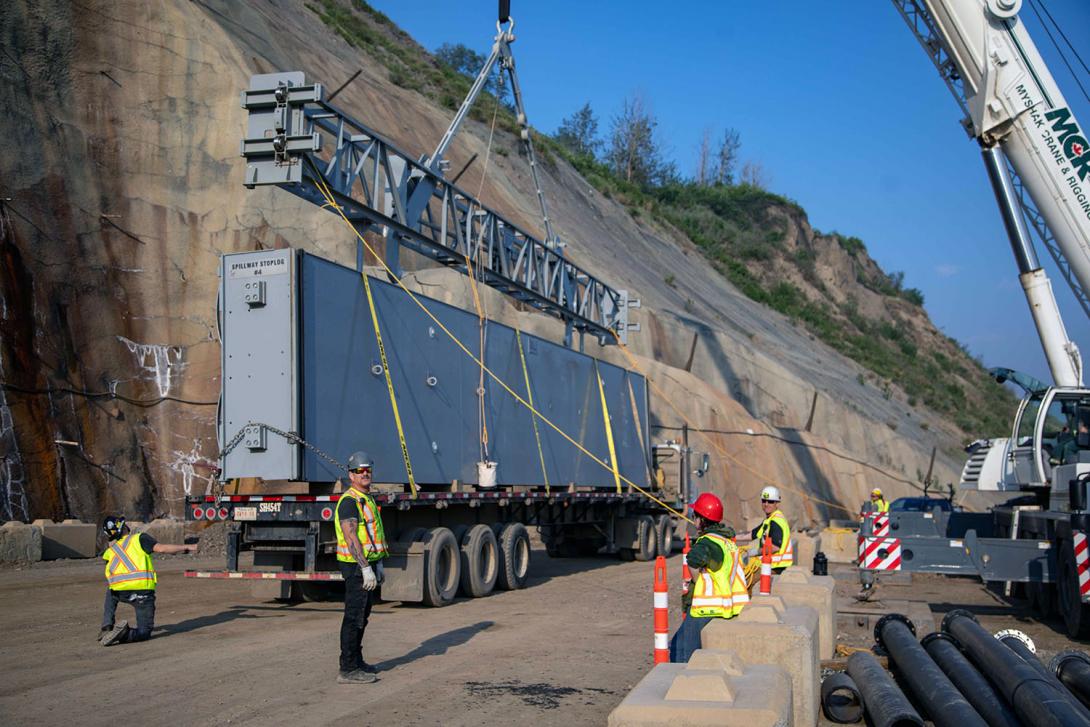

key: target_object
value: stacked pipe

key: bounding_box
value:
[941,610,1089,726]
[874,614,986,727]
[1052,651,1090,710]
[921,632,1020,727]
[995,630,1090,722]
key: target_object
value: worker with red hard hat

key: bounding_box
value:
[668,492,749,663]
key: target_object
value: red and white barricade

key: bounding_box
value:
[1074,532,1090,603]
[858,536,902,571]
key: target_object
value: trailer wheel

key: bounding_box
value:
[634,515,657,562]
[1059,543,1090,638]
[497,523,531,590]
[655,515,675,556]
[459,524,499,597]
[422,527,460,607]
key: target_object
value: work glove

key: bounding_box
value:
[360,563,377,591]
[745,543,759,559]
[374,559,385,585]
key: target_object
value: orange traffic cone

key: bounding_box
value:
[759,536,773,596]
[653,555,669,664]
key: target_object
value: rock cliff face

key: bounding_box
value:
[1,0,972,529]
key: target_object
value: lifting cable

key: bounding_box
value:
[515,329,550,494]
[359,264,418,497]
[594,360,623,494]
[607,330,862,518]
[307,171,693,524]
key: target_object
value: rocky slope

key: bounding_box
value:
[0,0,994,530]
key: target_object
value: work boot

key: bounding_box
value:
[336,669,377,684]
[101,621,130,647]
[97,626,112,643]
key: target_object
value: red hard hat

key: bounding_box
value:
[692,493,724,523]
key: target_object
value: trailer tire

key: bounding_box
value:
[655,515,675,556]
[1059,542,1090,638]
[497,523,531,590]
[422,527,460,607]
[459,524,499,598]
[635,515,657,562]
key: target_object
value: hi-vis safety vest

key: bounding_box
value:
[102,533,157,591]
[756,509,793,567]
[690,533,750,618]
[335,489,388,563]
[875,499,890,513]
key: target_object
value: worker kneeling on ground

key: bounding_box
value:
[867,488,889,513]
[669,493,749,663]
[334,451,389,685]
[743,486,792,574]
[99,515,197,646]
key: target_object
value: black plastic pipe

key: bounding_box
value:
[845,650,924,727]
[999,633,1090,722]
[942,609,1090,727]
[921,632,1020,727]
[821,671,864,724]
[1052,651,1090,710]
[875,615,986,727]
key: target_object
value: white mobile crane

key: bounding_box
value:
[861,0,1090,637]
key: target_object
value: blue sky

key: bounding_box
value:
[369,0,1090,385]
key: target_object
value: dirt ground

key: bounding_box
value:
[0,547,664,726]
[3,550,1089,727]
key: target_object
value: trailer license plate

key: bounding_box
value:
[234,507,257,521]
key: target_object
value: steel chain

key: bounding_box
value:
[212,422,347,503]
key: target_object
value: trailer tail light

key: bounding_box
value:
[219,507,229,519]
[321,507,333,520]
[193,507,205,520]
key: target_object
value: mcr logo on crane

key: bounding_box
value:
[1045,107,1090,181]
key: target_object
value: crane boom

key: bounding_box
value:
[896,0,1089,386]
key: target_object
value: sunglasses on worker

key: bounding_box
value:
[350,466,372,475]
[761,499,776,504]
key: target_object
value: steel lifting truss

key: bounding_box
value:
[892,0,1090,320]
[239,72,635,345]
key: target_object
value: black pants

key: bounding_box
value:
[339,561,374,673]
[102,588,156,642]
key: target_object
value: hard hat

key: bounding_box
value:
[871,488,883,497]
[760,486,782,502]
[692,493,724,523]
[102,515,127,541]
[346,451,374,472]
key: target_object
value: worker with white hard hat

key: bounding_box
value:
[746,486,793,572]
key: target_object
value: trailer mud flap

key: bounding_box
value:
[380,540,426,603]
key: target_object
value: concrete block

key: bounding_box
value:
[703,598,820,727]
[36,519,97,560]
[792,531,822,572]
[0,521,43,563]
[139,518,184,544]
[774,572,837,660]
[608,650,792,727]
[820,527,859,563]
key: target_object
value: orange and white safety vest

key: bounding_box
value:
[102,533,157,591]
[335,488,388,563]
[756,509,793,568]
[689,532,750,618]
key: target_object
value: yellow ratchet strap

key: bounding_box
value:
[516,330,550,494]
[595,360,622,494]
[360,270,417,497]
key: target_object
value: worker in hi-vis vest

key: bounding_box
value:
[744,486,793,573]
[669,492,749,663]
[869,488,889,513]
[99,515,197,646]
[334,451,389,684]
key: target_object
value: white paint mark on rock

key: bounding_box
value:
[169,440,214,497]
[117,336,187,397]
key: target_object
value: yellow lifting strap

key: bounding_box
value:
[516,330,550,494]
[594,360,622,494]
[360,269,417,497]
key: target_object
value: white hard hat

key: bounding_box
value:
[760,486,782,502]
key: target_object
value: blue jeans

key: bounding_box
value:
[102,589,156,642]
[669,614,711,663]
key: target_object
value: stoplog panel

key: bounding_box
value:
[219,249,650,488]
